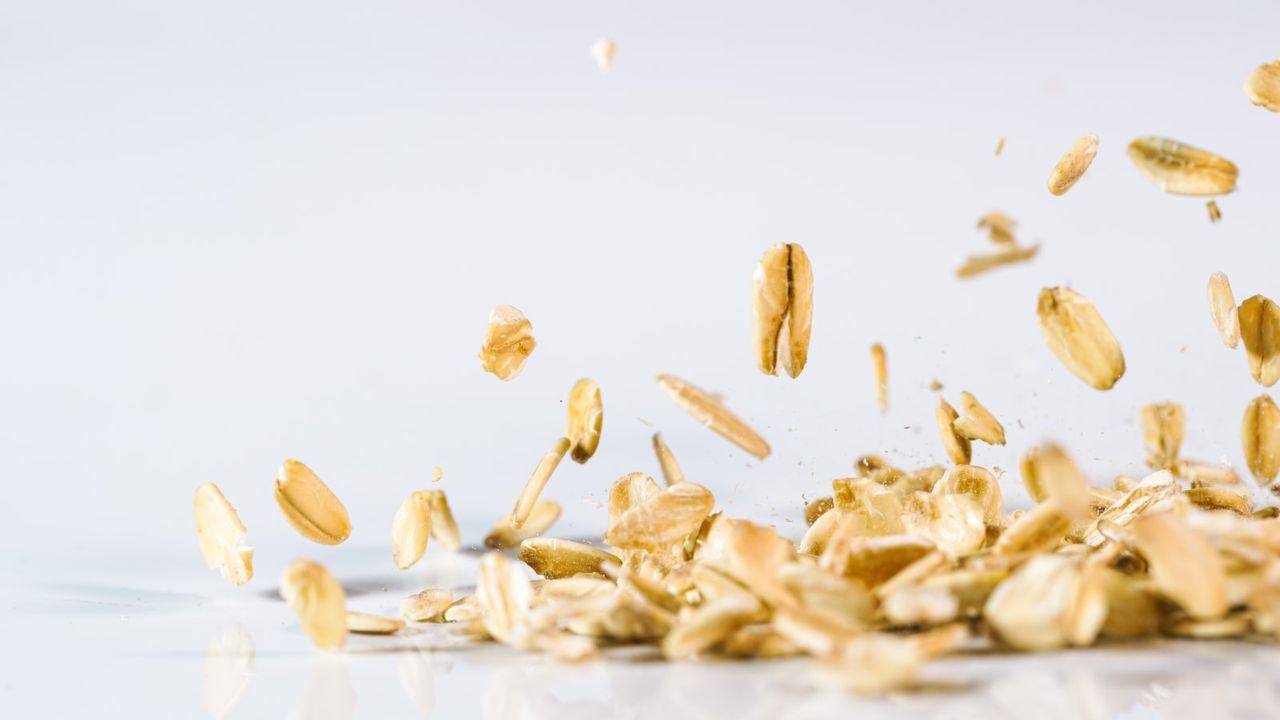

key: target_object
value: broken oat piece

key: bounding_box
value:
[1036,286,1126,390]
[870,343,888,415]
[977,211,1018,245]
[274,459,352,545]
[952,391,1005,445]
[281,560,348,650]
[1207,200,1222,223]
[566,378,603,463]
[935,397,972,465]
[1126,137,1238,196]
[591,38,617,73]
[1245,60,1280,111]
[1046,134,1099,196]
[193,483,254,587]
[752,243,813,378]
[656,374,770,459]
[955,244,1040,278]
[1207,272,1240,348]
[478,305,536,380]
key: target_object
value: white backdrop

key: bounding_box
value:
[3,0,1280,632]
[5,1,1280,717]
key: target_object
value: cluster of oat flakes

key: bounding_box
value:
[191,58,1280,695]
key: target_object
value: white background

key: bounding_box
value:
[3,1,1280,717]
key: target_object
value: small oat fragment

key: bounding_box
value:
[955,244,1040,278]
[1126,137,1238,196]
[485,500,560,550]
[507,437,571,530]
[1245,61,1280,111]
[1047,134,1099,196]
[752,243,814,378]
[194,483,254,587]
[1207,272,1240,348]
[1140,402,1185,470]
[994,136,1005,156]
[870,343,888,414]
[401,589,453,622]
[651,432,686,486]
[391,491,432,570]
[1239,294,1280,387]
[274,460,352,545]
[518,538,620,579]
[281,560,347,650]
[935,397,971,465]
[590,38,616,72]
[432,465,443,482]
[977,211,1018,244]
[953,391,1005,445]
[1243,394,1280,486]
[346,611,405,635]
[929,379,944,392]
[478,305,536,381]
[605,481,715,550]
[1036,286,1126,390]
[566,378,603,463]
[1130,512,1228,620]
[1207,200,1222,223]
[656,374,770,458]
[425,490,462,551]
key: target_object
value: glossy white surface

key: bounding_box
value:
[6,545,1280,719]
[4,0,1280,716]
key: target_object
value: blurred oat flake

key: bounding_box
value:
[591,38,617,72]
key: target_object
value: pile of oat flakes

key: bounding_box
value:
[191,59,1280,695]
